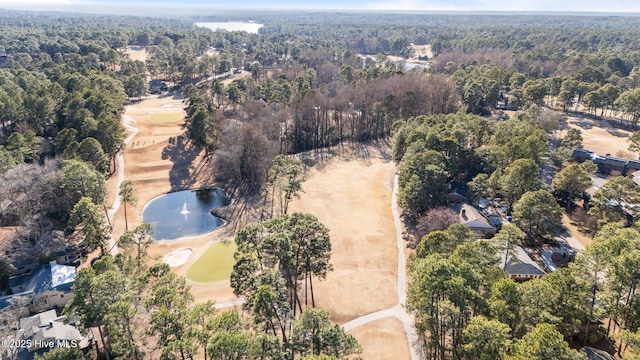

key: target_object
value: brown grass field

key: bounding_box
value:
[563,113,634,158]
[350,317,411,359]
[288,144,398,324]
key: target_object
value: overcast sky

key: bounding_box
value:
[1,0,640,13]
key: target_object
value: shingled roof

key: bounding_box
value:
[500,246,545,278]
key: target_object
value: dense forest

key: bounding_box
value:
[2,8,640,360]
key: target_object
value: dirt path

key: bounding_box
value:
[342,175,423,360]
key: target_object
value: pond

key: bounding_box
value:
[142,188,228,240]
[399,62,430,71]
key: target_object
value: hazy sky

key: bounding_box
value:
[1,0,640,13]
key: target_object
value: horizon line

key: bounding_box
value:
[2,6,640,16]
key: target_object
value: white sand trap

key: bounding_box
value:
[163,247,192,267]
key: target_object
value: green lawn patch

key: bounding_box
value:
[150,112,182,123]
[186,241,237,282]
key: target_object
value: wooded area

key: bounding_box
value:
[2,8,640,360]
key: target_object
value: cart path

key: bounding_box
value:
[341,174,423,360]
[107,110,138,256]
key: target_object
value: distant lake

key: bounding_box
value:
[195,22,264,34]
[401,62,430,71]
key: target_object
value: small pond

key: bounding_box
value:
[142,188,228,240]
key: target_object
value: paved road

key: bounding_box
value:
[341,175,424,360]
[107,110,139,256]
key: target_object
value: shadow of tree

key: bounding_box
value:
[295,140,392,169]
[161,135,201,191]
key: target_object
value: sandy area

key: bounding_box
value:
[163,247,192,267]
[123,45,148,62]
[349,317,411,360]
[288,143,398,324]
[0,226,17,243]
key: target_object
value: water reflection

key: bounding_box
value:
[142,188,228,240]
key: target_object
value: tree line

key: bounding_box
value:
[5,8,640,360]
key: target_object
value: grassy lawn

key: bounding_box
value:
[150,112,182,123]
[186,241,237,282]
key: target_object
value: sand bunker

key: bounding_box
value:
[163,247,192,267]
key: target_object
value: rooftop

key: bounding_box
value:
[17,309,84,352]
[459,204,495,230]
[3,261,76,309]
[500,245,546,277]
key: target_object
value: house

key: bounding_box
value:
[1,261,76,314]
[626,160,640,174]
[52,246,81,267]
[572,148,639,175]
[16,309,92,358]
[572,148,595,162]
[11,259,39,277]
[458,204,496,238]
[448,183,469,204]
[149,79,168,94]
[597,155,627,175]
[447,191,467,204]
[500,245,546,281]
[632,169,640,186]
[580,346,615,360]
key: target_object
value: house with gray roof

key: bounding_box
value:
[572,148,595,162]
[500,245,546,281]
[16,309,92,359]
[458,204,496,238]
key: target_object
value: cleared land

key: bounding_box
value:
[288,143,398,324]
[123,45,148,62]
[409,43,433,59]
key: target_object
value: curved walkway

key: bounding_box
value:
[107,110,139,256]
[342,174,423,360]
